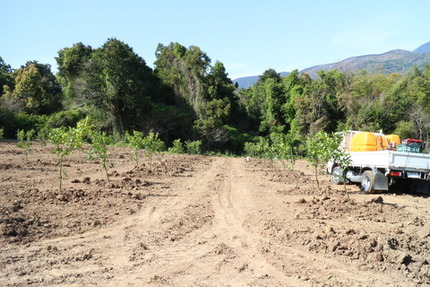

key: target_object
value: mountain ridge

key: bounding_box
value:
[233,41,430,88]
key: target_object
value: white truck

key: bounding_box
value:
[327,131,430,193]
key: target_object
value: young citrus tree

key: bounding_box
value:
[270,132,300,170]
[73,117,93,161]
[329,132,352,191]
[168,139,185,154]
[16,129,35,162]
[305,131,340,187]
[185,140,202,155]
[48,127,77,192]
[87,130,113,182]
[125,130,145,168]
[142,132,165,163]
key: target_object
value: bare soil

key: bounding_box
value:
[1,141,429,286]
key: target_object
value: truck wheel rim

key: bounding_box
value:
[332,167,342,184]
[362,176,370,191]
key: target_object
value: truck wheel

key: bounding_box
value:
[361,171,375,193]
[331,166,344,185]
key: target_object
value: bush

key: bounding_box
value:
[125,131,145,167]
[142,132,165,161]
[0,110,47,139]
[185,140,202,154]
[44,109,87,129]
[16,129,35,162]
[244,137,271,158]
[168,139,185,154]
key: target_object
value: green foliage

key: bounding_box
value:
[244,137,271,158]
[4,40,430,157]
[0,128,4,139]
[185,140,202,154]
[329,133,352,191]
[0,57,13,95]
[244,132,300,170]
[269,132,301,170]
[155,43,210,118]
[0,109,47,139]
[168,139,185,154]
[82,38,153,134]
[16,129,35,161]
[305,131,341,187]
[37,128,49,147]
[56,42,93,101]
[394,120,415,139]
[44,109,87,129]
[48,127,77,191]
[6,61,62,114]
[142,132,165,162]
[87,130,114,181]
[125,130,145,167]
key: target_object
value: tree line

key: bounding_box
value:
[1,38,430,155]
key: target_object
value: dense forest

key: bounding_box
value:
[1,38,430,155]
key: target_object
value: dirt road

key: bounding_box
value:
[1,143,429,286]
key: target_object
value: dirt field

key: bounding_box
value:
[1,141,430,286]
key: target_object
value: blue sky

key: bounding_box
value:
[2,0,430,79]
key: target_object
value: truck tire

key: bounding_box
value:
[331,166,344,185]
[361,170,375,193]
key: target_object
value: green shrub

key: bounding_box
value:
[87,130,114,182]
[125,131,145,167]
[0,111,47,139]
[185,140,202,154]
[305,131,346,187]
[16,129,35,161]
[244,137,271,158]
[44,109,87,129]
[168,139,185,154]
[48,127,77,191]
[142,132,165,162]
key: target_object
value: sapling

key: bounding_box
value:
[74,118,93,161]
[37,128,49,147]
[125,130,145,168]
[330,133,352,192]
[87,130,113,182]
[270,132,300,170]
[244,137,271,159]
[142,132,165,164]
[16,129,35,162]
[185,140,202,155]
[48,127,76,192]
[168,139,185,154]
[305,131,340,187]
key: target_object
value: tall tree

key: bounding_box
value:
[83,38,153,134]
[0,57,13,95]
[154,42,210,118]
[3,61,62,114]
[56,42,93,102]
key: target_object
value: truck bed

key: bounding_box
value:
[348,150,430,172]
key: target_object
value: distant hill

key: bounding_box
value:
[233,41,430,88]
[414,41,430,53]
[233,72,289,89]
[300,49,430,79]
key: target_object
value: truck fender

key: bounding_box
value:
[372,169,389,191]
